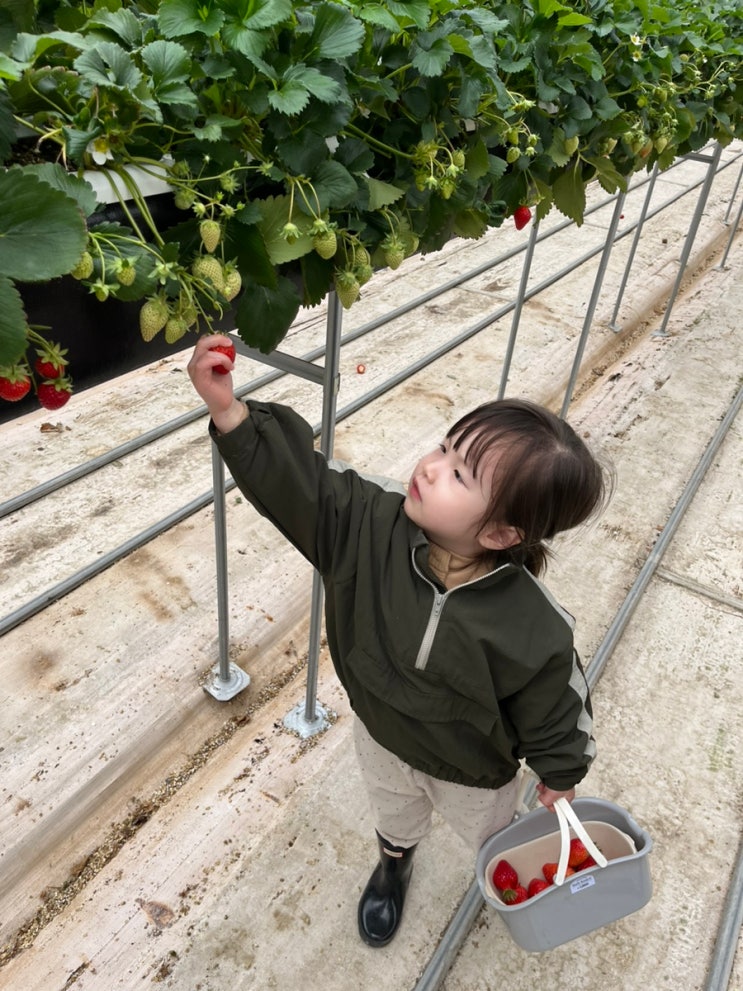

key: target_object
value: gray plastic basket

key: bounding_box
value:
[476,797,653,952]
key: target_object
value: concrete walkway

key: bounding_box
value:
[0,146,741,991]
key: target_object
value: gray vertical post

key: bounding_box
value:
[608,165,659,332]
[715,186,743,271]
[722,158,743,225]
[203,440,250,700]
[283,292,343,737]
[653,142,723,337]
[498,218,540,399]
[560,191,626,418]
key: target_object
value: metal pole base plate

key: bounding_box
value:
[283,701,332,739]
[203,662,251,701]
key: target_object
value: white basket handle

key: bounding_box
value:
[554,797,608,885]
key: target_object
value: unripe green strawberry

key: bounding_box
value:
[353,245,371,268]
[354,263,374,286]
[452,150,466,169]
[439,178,455,200]
[654,135,669,153]
[382,237,405,271]
[139,297,169,341]
[116,261,136,286]
[192,256,225,293]
[334,270,360,310]
[400,231,420,256]
[223,267,242,301]
[313,229,338,260]
[219,173,239,193]
[70,251,94,280]
[199,219,221,253]
[507,127,520,145]
[174,188,196,210]
[564,135,580,155]
[164,316,189,344]
[506,146,521,164]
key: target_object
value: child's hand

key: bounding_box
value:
[536,783,575,812]
[187,334,247,434]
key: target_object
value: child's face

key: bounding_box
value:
[403,432,496,556]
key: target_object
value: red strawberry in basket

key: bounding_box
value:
[492,859,519,892]
[527,878,551,898]
[542,862,575,884]
[502,884,528,905]
[568,838,590,868]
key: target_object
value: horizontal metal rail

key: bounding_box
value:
[412,381,743,991]
[1,148,738,640]
[3,147,738,522]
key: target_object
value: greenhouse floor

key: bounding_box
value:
[1,145,742,991]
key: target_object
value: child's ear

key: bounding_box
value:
[478,524,523,551]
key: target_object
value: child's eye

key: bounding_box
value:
[439,442,446,453]
[454,469,464,483]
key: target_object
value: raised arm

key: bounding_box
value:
[187,333,248,435]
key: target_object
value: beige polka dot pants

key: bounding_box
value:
[353,717,520,851]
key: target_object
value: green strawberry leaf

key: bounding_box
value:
[74,42,142,92]
[0,275,29,367]
[552,162,586,225]
[235,275,300,354]
[411,37,454,77]
[0,169,88,281]
[157,0,225,38]
[308,4,365,60]
[365,177,404,211]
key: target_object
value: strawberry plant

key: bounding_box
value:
[0,0,741,382]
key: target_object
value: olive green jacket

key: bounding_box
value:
[212,401,596,791]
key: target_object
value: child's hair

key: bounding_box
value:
[447,399,610,577]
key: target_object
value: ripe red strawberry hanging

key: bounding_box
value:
[513,205,532,230]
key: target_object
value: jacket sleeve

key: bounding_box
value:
[210,399,374,575]
[503,647,596,791]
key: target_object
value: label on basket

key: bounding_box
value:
[570,875,596,894]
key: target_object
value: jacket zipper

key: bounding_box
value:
[414,587,447,670]
[411,550,509,671]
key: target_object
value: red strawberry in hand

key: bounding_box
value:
[492,859,519,892]
[209,342,236,375]
[501,884,528,905]
[513,205,532,230]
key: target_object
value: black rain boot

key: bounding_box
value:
[358,831,417,947]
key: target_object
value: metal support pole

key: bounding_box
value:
[653,142,723,337]
[714,186,743,271]
[560,191,626,417]
[498,218,540,399]
[722,158,743,225]
[608,165,659,332]
[203,441,250,700]
[283,292,343,738]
